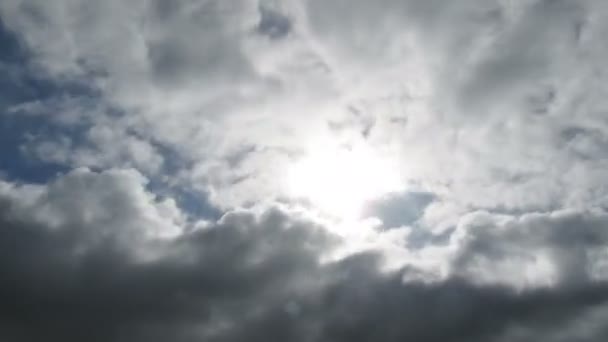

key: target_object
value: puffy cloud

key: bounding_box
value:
[0,168,184,241]
[448,209,608,288]
[0,171,607,341]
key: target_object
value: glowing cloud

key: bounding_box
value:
[287,138,402,219]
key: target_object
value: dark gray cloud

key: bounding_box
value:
[1,171,608,342]
[256,4,291,39]
[1,209,608,342]
[448,209,608,287]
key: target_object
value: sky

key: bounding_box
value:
[1,0,608,341]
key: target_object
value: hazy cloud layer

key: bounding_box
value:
[2,0,608,210]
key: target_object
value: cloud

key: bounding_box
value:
[256,3,292,40]
[0,0,340,207]
[0,0,606,212]
[3,1,608,340]
[24,121,165,174]
[448,209,608,288]
[0,171,607,341]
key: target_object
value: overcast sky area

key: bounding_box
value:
[2,0,608,341]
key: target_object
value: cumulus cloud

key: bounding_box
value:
[0,170,607,341]
[448,209,608,288]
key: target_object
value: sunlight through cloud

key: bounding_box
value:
[287,137,402,220]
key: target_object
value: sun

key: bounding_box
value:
[287,138,401,219]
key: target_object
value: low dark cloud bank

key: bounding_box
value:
[0,171,607,341]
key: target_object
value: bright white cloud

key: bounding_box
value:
[0,168,184,242]
[287,137,402,219]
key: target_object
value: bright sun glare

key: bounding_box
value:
[287,139,401,219]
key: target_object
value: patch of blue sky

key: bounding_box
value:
[145,142,224,221]
[0,18,223,220]
[0,18,96,184]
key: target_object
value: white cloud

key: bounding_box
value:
[0,168,184,245]
[2,0,606,212]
